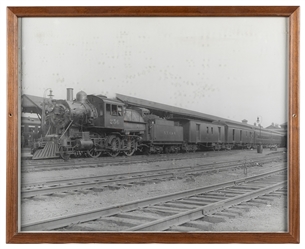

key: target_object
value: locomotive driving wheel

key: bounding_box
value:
[108,136,121,157]
[59,146,70,161]
[87,132,102,158]
[87,147,102,158]
[123,138,137,157]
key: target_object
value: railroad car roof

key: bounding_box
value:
[116,93,287,135]
[117,93,221,122]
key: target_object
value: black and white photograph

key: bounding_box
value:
[18,15,290,233]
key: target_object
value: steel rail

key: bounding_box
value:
[21,168,286,231]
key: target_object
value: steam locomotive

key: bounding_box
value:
[32,88,286,160]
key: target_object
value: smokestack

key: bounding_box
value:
[67,88,73,101]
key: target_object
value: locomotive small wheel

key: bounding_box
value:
[72,150,83,158]
[59,146,70,161]
[164,147,170,154]
[108,137,121,157]
[213,146,219,151]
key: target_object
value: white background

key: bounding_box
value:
[21,17,287,127]
[1,0,303,248]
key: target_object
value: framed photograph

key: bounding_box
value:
[7,6,299,243]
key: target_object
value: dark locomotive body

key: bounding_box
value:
[34,90,146,159]
[32,89,287,160]
[142,115,184,154]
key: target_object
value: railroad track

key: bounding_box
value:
[21,168,286,231]
[21,150,285,172]
[21,151,228,172]
[21,157,285,198]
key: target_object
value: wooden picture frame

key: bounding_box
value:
[6,6,300,243]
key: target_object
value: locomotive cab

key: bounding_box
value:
[87,95,125,130]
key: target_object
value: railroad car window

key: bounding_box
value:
[233,129,235,140]
[207,127,209,134]
[196,124,200,139]
[106,104,110,114]
[111,105,118,116]
[211,127,213,134]
[118,106,122,116]
[218,127,221,140]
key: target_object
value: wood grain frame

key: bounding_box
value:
[6,6,300,243]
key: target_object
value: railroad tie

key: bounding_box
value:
[200,215,227,223]
[180,220,212,231]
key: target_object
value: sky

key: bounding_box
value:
[20,17,288,127]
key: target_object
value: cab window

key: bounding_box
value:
[106,104,111,114]
[111,105,118,116]
[99,104,104,116]
[118,106,123,116]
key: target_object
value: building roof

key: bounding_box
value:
[21,116,41,125]
[21,94,44,115]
